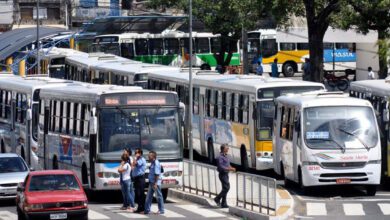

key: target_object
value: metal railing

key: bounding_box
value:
[182,159,277,216]
[236,172,277,215]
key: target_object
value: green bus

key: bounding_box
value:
[90,31,240,70]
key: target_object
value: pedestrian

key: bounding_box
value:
[368,66,376,80]
[144,151,164,215]
[256,61,263,75]
[302,58,311,81]
[214,144,236,208]
[132,148,146,213]
[123,148,135,210]
[118,153,134,211]
[271,58,278,77]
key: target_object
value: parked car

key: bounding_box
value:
[0,153,29,200]
[16,170,88,220]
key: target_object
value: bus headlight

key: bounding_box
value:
[163,171,183,177]
[302,161,319,166]
[97,172,120,178]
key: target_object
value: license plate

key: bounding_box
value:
[336,178,351,184]
[50,213,67,220]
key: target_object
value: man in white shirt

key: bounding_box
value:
[368,66,376,80]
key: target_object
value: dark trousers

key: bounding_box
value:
[215,172,230,206]
[133,175,145,212]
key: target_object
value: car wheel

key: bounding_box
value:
[207,139,215,165]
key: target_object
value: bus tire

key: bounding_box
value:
[82,163,89,185]
[207,139,215,165]
[298,167,307,195]
[366,185,377,196]
[1,140,5,153]
[52,156,59,170]
[336,79,349,91]
[200,64,211,70]
[162,188,168,202]
[240,144,249,172]
[282,62,296,77]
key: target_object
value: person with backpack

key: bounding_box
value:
[132,148,146,213]
[118,153,134,211]
[144,151,164,215]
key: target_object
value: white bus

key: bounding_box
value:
[274,92,381,195]
[0,76,74,170]
[37,82,183,198]
[350,79,390,181]
[148,71,325,170]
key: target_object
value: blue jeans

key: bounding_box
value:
[121,179,135,208]
[144,184,164,214]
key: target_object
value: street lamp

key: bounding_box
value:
[36,0,40,75]
[188,0,194,162]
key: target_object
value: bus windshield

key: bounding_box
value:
[99,107,181,159]
[93,43,120,56]
[304,106,378,150]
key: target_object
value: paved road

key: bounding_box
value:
[0,192,239,220]
[281,181,390,219]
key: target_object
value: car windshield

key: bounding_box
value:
[29,175,80,191]
[304,106,378,150]
[99,107,181,159]
[0,157,27,173]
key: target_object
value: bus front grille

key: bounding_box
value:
[321,162,367,169]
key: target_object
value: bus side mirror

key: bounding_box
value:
[90,116,98,135]
[384,109,389,122]
[179,102,185,122]
[26,109,32,121]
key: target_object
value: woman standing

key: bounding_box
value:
[118,153,134,211]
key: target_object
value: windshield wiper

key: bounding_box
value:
[308,138,346,153]
[337,128,370,151]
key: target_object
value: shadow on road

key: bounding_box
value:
[0,198,15,207]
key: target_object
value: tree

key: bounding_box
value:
[148,0,272,70]
[334,0,390,79]
[273,0,341,82]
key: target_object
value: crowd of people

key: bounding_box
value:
[118,148,164,215]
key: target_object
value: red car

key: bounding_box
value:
[16,170,88,220]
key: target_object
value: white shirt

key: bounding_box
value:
[368,70,376,79]
[122,163,131,181]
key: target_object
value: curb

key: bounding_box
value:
[169,188,293,220]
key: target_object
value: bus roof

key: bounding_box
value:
[31,47,85,60]
[350,80,390,97]
[65,52,128,69]
[148,70,325,94]
[95,31,217,40]
[0,76,74,95]
[276,91,372,108]
[93,60,180,76]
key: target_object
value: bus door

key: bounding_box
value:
[292,110,300,182]
[10,92,16,153]
[199,87,206,155]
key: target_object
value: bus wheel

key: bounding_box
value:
[82,164,89,185]
[207,139,215,165]
[366,185,377,196]
[53,156,59,170]
[282,63,295,77]
[162,188,168,202]
[336,79,349,91]
[298,167,307,195]
[1,140,5,153]
[200,64,211,70]
[240,145,249,171]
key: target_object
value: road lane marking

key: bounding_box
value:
[378,203,390,215]
[118,212,149,219]
[0,211,17,220]
[150,206,185,218]
[88,210,110,219]
[176,204,225,217]
[306,203,327,216]
[343,203,365,216]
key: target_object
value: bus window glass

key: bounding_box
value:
[211,37,221,53]
[195,38,210,53]
[149,39,164,55]
[217,91,223,119]
[164,38,179,55]
[233,93,240,122]
[225,92,231,121]
[304,106,378,149]
[257,101,274,140]
[280,43,296,51]
[336,43,356,52]
[323,42,334,49]
[261,39,277,58]
[135,39,149,55]
[297,43,309,50]
[121,43,134,59]
[248,39,260,53]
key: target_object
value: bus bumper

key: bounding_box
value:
[302,163,381,187]
[256,157,273,170]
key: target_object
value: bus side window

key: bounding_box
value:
[233,93,240,123]
[280,43,296,51]
[50,100,55,132]
[55,101,61,133]
[241,95,249,124]
[221,92,226,119]
[135,39,149,56]
[288,108,295,140]
[209,90,216,118]
[62,102,67,134]
[73,103,78,136]
[0,90,3,118]
[280,106,286,139]
[225,92,231,121]
[59,101,64,133]
[76,103,81,136]
[193,88,199,115]
[39,100,44,130]
[69,103,74,135]
[216,90,222,119]
[121,43,134,59]
[84,105,90,137]
[80,104,85,137]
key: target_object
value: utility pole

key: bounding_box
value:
[65,1,69,30]
[36,0,40,75]
[242,26,249,74]
[188,0,193,162]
